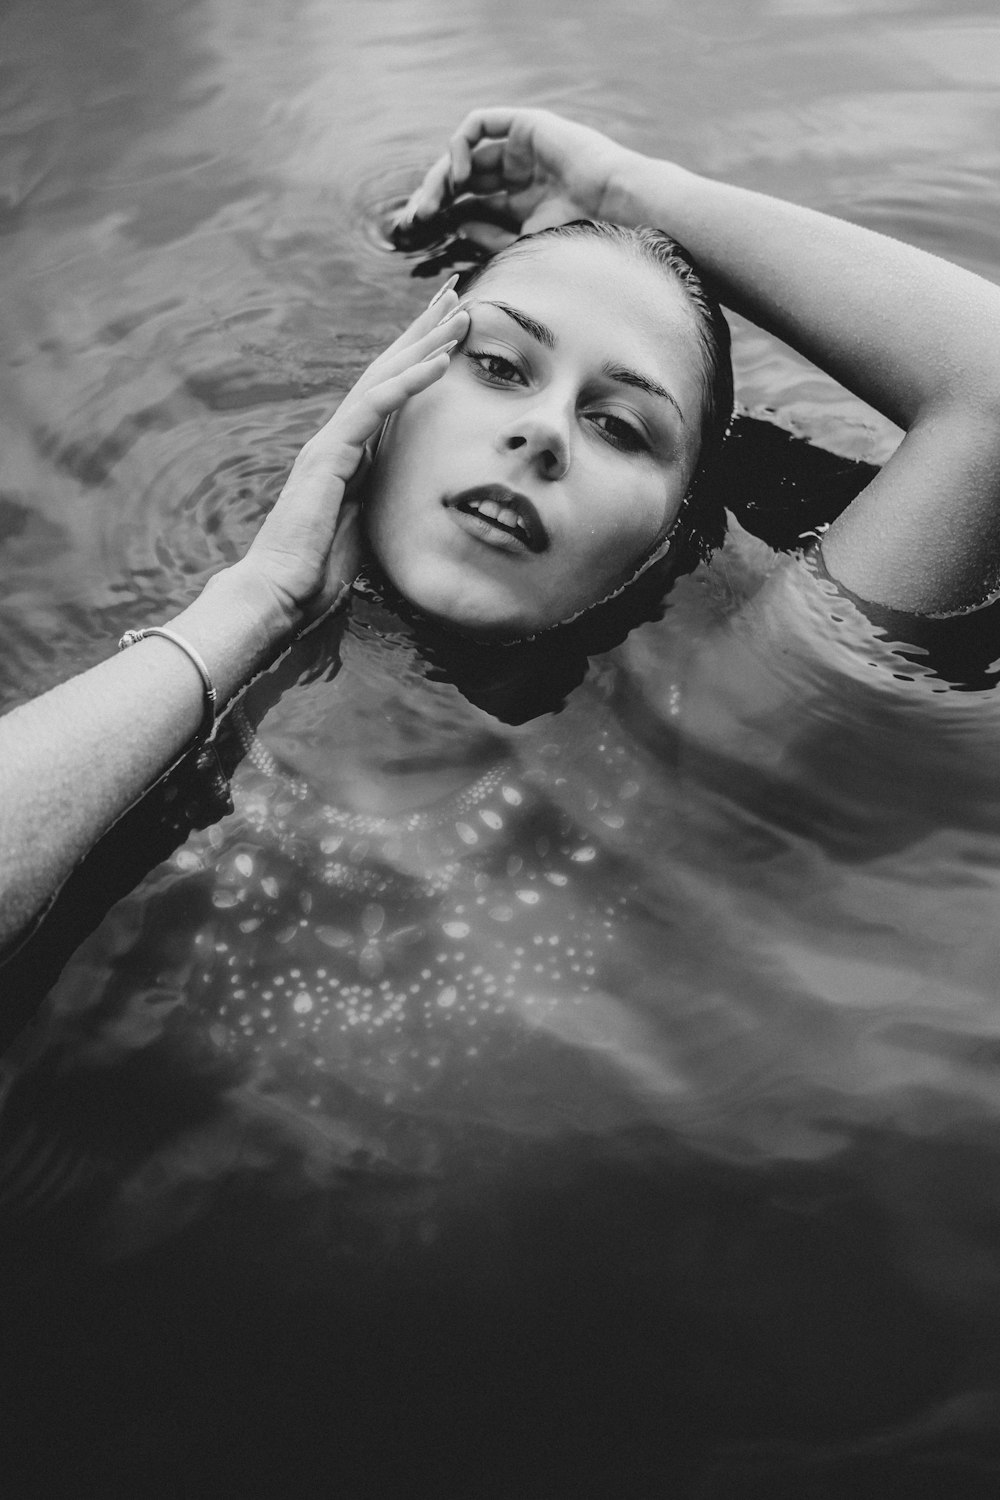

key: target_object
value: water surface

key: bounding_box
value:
[3,1,1000,1494]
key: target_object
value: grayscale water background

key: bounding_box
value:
[3,1,1000,1495]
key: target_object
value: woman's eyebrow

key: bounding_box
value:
[473,299,684,425]
[476,300,555,349]
[603,363,685,424]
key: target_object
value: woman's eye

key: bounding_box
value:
[591,413,647,453]
[465,349,524,385]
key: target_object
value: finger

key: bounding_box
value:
[353,303,467,394]
[459,166,509,199]
[472,133,536,194]
[367,310,470,387]
[448,109,527,195]
[453,107,523,147]
[459,139,521,197]
[324,309,467,431]
[455,220,518,253]
[449,190,520,226]
[403,108,525,221]
[349,296,465,399]
[272,356,448,543]
[449,133,473,192]
[387,277,463,351]
[468,137,507,175]
[265,340,461,587]
[367,309,467,388]
[302,348,458,471]
[403,152,452,222]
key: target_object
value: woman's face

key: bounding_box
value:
[365,237,706,636]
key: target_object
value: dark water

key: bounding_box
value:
[4,1,1000,1494]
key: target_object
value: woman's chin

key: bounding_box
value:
[375,561,538,641]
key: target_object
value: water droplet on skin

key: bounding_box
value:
[545,872,569,886]
[516,890,541,905]
[501,786,522,806]
[174,849,201,872]
[456,823,479,845]
[571,847,597,863]
[212,890,240,909]
[260,876,279,900]
[490,906,514,923]
[320,835,343,855]
[442,921,471,939]
[479,809,503,830]
[436,986,457,1009]
[235,853,254,879]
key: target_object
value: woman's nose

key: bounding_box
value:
[495,404,571,479]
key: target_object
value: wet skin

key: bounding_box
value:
[364,238,707,637]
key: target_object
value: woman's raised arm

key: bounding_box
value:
[402,107,1000,614]
[0,290,469,955]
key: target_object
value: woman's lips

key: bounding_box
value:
[445,486,549,553]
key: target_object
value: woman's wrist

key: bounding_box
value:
[167,562,305,709]
[607,150,699,233]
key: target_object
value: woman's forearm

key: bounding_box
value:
[611,154,1000,430]
[0,563,294,950]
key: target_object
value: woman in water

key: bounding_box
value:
[3,105,1000,1038]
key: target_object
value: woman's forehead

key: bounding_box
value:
[473,236,694,322]
[470,237,705,410]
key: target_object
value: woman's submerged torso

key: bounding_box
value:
[22,526,1000,1142]
[6,525,1000,1494]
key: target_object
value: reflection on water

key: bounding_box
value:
[4,0,1000,1492]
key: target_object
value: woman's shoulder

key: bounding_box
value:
[682,526,1000,711]
[677,413,1000,705]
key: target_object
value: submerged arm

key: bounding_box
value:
[404,108,1000,613]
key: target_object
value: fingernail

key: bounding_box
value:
[437,303,468,326]
[422,338,459,362]
[428,272,460,308]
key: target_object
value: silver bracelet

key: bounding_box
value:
[118,625,218,742]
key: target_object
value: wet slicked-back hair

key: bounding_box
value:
[457,218,734,575]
